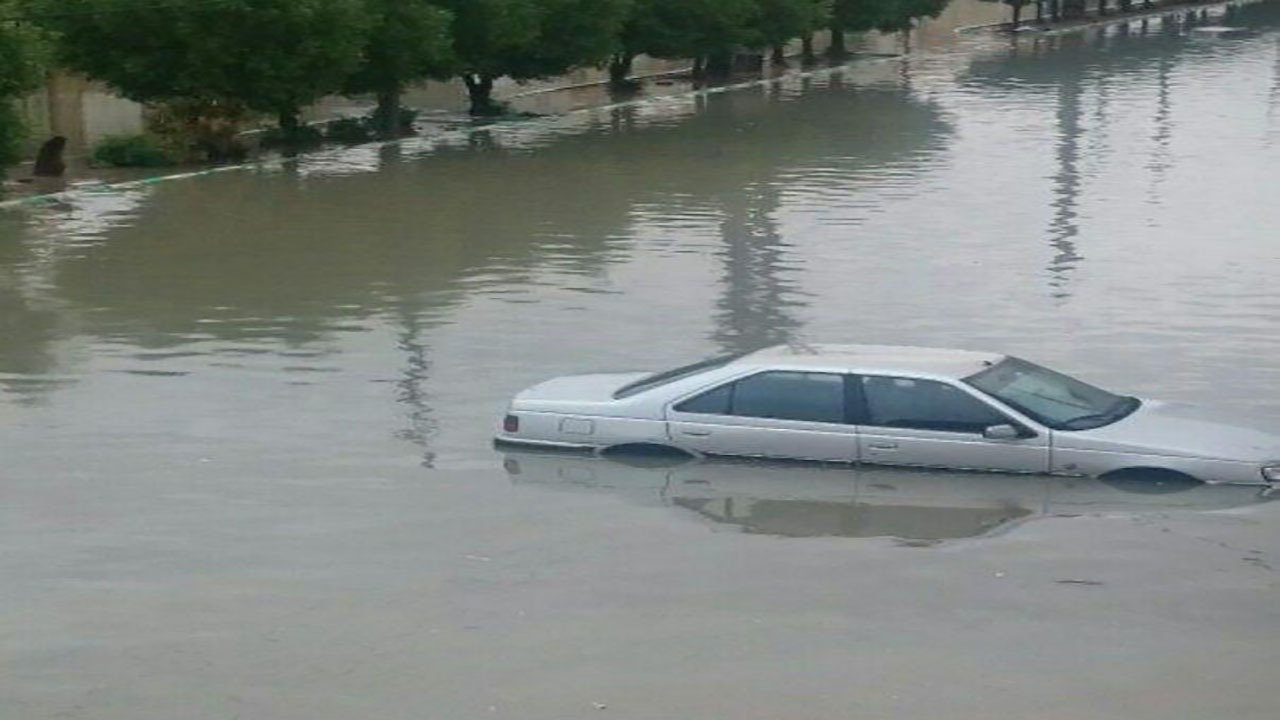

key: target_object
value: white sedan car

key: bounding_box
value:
[495,344,1280,486]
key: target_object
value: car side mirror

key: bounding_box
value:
[983,424,1022,440]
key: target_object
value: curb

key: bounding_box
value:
[0,54,902,213]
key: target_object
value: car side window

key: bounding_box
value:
[673,372,846,424]
[732,372,845,423]
[861,376,1008,434]
[674,383,733,414]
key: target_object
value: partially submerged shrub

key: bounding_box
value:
[324,117,374,144]
[92,133,175,167]
[325,106,419,143]
[146,99,251,163]
[0,101,27,170]
[260,123,323,150]
[370,106,418,137]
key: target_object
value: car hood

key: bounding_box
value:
[511,372,651,409]
[1059,400,1280,462]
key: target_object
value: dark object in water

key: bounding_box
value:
[33,136,67,177]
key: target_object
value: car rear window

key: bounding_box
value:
[612,352,749,399]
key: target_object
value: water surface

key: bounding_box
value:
[4,1,1280,516]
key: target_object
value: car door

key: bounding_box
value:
[855,375,1050,473]
[665,371,859,461]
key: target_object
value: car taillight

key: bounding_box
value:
[503,414,519,433]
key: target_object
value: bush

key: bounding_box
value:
[0,101,27,169]
[146,99,250,163]
[371,106,419,137]
[324,107,420,144]
[260,123,324,150]
[324,117,374,144]
[92,134,176,167]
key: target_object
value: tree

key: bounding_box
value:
[0,6,45,171]
[436,0,631,115]
[980,0,1033,27]
[875,0,949,34]
[609,0,758,86]
[829,0,949,56]
[753,0,831,65]
[432,0,538,115]
[342,0,454,137]
[34,0,369,139]
[829,0,876,57]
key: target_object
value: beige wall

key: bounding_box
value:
[19,0,1015,160]
[19,72,144,161]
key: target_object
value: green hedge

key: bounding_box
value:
[92,134,176,168]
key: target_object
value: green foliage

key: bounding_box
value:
[0,14,45,97]
[436,0,631,113]
[752,0,831,52]
[91,133,176,167]
[519,0,631,80]
[344,0,453,95]
[34,0,370,133]
[146,99,252,162]
[620,0,759,61]
[832,0,949,33]
[435,0,542,81]
[877,0,950,32]
[0,101,27,168]
[0,3,47,169]
[343,0,453,134]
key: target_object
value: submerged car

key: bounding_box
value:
[495,344,1280,486]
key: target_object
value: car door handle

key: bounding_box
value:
[682,429,712,437]
[868,442,898,450]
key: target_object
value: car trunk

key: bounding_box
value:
[511,372,651,409]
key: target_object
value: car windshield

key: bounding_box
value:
[612,351,749,399]
[964,357,1139,431]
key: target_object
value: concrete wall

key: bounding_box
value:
[17,0,1013,161]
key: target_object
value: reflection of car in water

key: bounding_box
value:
[500,448,1274,541]
[497,344,1280,486]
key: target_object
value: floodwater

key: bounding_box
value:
[503,449,1271,540]
[4,2,1280,719]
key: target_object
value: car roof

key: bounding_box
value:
[732,343,1006,380]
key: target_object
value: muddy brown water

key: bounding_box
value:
[5,5,1279,496]
[4,5,1280,718]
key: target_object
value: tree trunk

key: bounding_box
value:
[1049,0,1060,21]
[771,44,786,66]
[828,24,847,58]
[1013,1,1023,27]
[801,32,814,62]
[374,87,401,138]
[463,74,500,116]
[608,52,635,89]
[704,48,732,79]
[692,56,705,77]
[277,110,301,139]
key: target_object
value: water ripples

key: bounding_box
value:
[5,4,1280,463]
